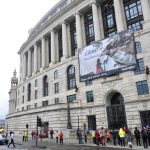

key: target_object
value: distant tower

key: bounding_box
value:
[8,69,18,114]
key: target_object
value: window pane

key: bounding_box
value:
[86,91,94,103]
[136,80,149,95]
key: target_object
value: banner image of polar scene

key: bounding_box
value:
[79,30,136,82]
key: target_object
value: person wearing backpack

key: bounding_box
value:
[134,127,141,146]
[141,127,148,149]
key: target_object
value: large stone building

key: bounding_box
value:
[6,0,150,135]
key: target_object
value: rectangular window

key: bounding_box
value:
[55,98,59,104]
[54,82,59,94]
[101,0,117,37]
[27,105,31,110]
[22,96,24,104]
[35,79,38,87]
[34,103,37,108]
[67,94,76,103]
[42,100,48,107]
[124,0,144,32]
[85,80,93,86]
[17,109,19,112]
[136,80,149,95]
[134,58,145,75]
[70,20,77,56]
[54,71,59,80]
[84,9,95,45]
[86,91,94,103]
[23,86,24,92]
[135,42,142,53]
[22,107,24,111]
[58,28,63,62]
[35,90,38,99]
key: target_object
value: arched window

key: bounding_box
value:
[43,75,48,96]
[54,70,59,80]
[67,65,76,90]
[27,83,31,101]
[111,93,124,105]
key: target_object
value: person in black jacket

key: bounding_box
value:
[147,128,150,146]
[134,127,141,146]
[111,129,117,145]
[141,127,148,149]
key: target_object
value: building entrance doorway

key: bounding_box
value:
[140,111,150,127]
[106,92,127,129]
[88,115,96,130]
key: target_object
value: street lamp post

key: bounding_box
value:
[67,103,72,129]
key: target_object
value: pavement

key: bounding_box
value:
[11,136,150,150]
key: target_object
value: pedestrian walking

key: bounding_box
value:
[59,131,63,144]
[134,127,141,146]
[49,129,54,139]
[8,132,15,148]
[141,127,148,149]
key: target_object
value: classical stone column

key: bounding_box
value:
[92,1,101,41]
[76,12,82,48]
[28,50,32,77]
[23,53,27,80]
[42,37,46,69]
[62,21,68,59]
[141,0,150,29]
[34,43,38,73]
[50,30,56,64]
[113,0,125,32]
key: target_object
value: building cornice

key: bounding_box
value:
[18,0,83,55]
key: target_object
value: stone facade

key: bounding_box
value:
[6,0,150,136]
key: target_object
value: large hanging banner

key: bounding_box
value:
[79,30,136,82]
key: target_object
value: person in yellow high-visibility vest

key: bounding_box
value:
[119,128,126,147]
[22,131,25,141]
[91,130,96,144]
[24,131,28,141]
[55,130,59,143]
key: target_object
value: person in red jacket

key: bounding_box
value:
[59,131,63,144]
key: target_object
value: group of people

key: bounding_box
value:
[77,126,150,149]
[22,130,28,141]
[49,129,63,144]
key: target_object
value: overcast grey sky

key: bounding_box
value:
[0,0,60,119]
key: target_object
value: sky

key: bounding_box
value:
[0,0,60,119]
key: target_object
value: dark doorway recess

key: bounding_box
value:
[88,115,96,130]
[107,92,127,129]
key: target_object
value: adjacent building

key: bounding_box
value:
[6,0,150,135]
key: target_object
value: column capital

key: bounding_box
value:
[61,20,68,26]
[91,0,97,5]
[75,11,82,16]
